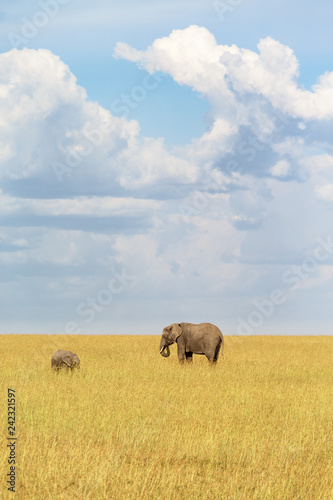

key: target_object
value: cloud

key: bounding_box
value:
[114,25,333,218]
[0,47,197,199]
[1,26,333,333]
[0,192,163,217]
[270,160,290,178]
[115,26,333,121]
[315,184,333,202]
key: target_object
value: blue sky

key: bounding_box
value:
[1,0,333,335]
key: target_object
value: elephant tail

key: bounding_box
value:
[220,335,224,358]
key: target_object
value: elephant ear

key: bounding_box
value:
[62,353,72,367]
[170,323,182,341]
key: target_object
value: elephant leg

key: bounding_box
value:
[177,343,185,364]
[185,352,193,364]
[205,352,216,365]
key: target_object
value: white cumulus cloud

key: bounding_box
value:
[115,25,333,121]
[1,26,333,334]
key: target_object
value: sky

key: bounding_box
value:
[1,0,333,335]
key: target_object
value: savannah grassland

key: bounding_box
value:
[1,335,332,500]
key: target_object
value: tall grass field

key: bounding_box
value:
[1,335,332,499]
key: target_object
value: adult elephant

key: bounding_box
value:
[159,323,224,364]
[51,350,80,372]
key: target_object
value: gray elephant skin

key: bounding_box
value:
[159,322,224,364]
[51,350,80,372]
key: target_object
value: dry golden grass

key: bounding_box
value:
[0,334,332,499]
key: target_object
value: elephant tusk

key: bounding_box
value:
[160,347,165,353]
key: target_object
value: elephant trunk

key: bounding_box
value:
[159,344,170,357]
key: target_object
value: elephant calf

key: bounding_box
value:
[160,322,224,364]
[51,350,80,372]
